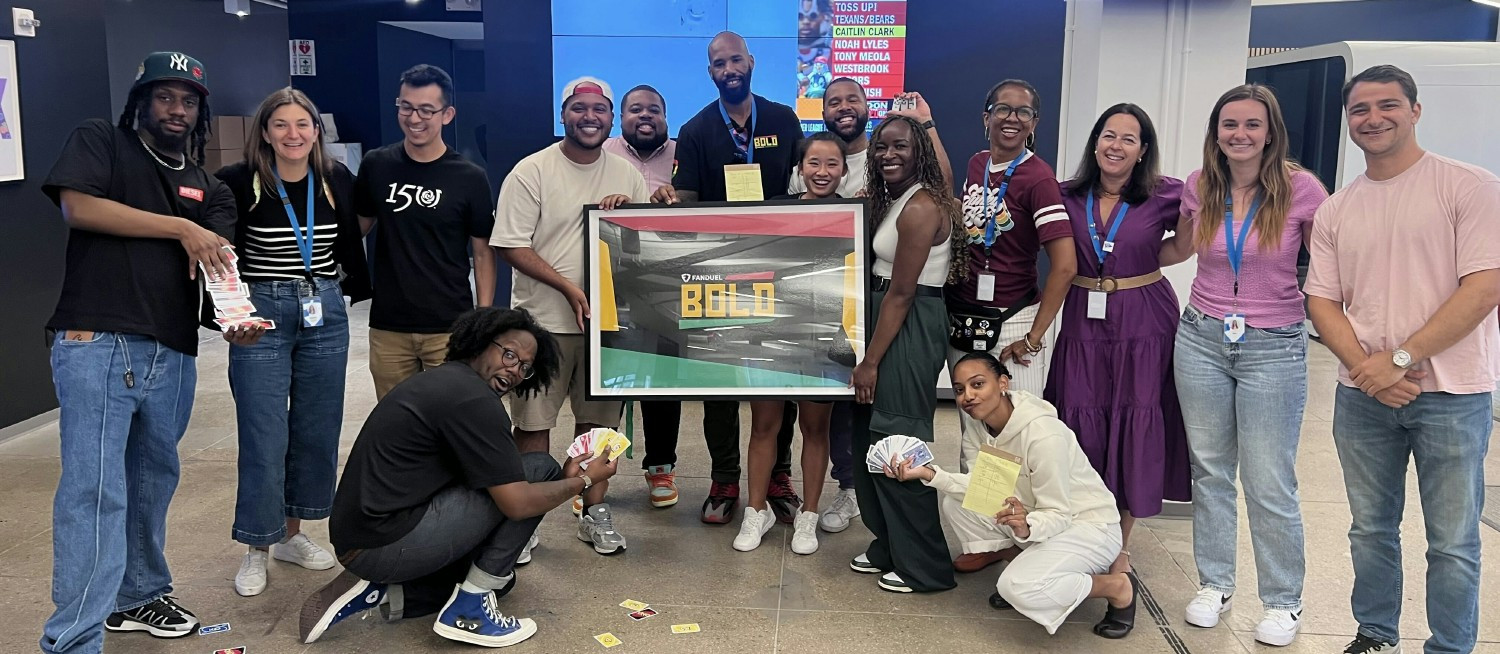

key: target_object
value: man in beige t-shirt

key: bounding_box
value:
[491,77,648,557]
[1306,65,1500,654]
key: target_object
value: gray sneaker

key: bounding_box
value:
[819,488,860,533]
[577,503,627,555]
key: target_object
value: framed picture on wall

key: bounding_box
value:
[0,40,23,183]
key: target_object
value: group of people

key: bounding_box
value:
[34,28,1497,654]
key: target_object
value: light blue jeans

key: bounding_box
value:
[42,332,196,654]
[1174,305,1307,610]
[1333,385,1490,654]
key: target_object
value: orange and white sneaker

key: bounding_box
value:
[644,464,679,508]
[571,496,583,516]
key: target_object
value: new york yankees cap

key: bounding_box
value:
[133,52,209,96]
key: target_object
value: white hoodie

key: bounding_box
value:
[924,390,1119,545]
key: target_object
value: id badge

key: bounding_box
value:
[1087,290,1107,320]
[301,297,324,328]
[977,273,996,302]
[1102,240,1115,253]
[1222,313,1246,343]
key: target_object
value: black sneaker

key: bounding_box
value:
[104,596,199,638]
[1344,634,1402,654]
[766,471,802,524]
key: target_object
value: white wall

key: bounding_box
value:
[1059,0,1254,308]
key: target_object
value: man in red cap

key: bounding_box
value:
[490,76,649,558]
[39,51,243,653]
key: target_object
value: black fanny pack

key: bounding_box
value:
[947,288,1037,352]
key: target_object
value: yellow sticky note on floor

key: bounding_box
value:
[619,599,648,611]
[724,163,764,202]
[961,445,1023,518]
[595,632,622,648]
[671,623,701,634]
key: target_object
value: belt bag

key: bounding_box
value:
[947,288,1037,353]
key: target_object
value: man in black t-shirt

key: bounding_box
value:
[39,52,243,653]
[647,32,805,526]
[299,308,620,648]
[354,64,497,400]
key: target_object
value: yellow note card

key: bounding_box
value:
[672,623,702,634]
[961,445,1023,518]
[724,163,764,202]
[619,599,648,611]
[595,632,622,648]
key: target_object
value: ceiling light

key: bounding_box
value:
[224,0,250,15]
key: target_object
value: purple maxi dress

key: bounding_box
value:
[1043,177,1192,518]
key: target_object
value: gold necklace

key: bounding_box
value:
[137,133,186,171]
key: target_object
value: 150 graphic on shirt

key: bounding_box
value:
[385,183,444,212]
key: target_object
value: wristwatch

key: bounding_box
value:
[578,473,593,492]
[1392,348,1413,369]
[920,119,936,130]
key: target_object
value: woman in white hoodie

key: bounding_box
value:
[885,352,1137,637]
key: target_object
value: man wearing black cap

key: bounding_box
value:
[39,51,240,653]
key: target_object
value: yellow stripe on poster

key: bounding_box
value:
[842,251,860,356]
[598,240,619,331]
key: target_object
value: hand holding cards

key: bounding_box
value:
[203,246,275,331]
[866,435,934,474]
[567,428,629,469]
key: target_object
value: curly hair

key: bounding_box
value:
[117,82,212,166]
[866,116,965,271]
[446,308,562,399]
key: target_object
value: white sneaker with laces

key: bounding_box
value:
[1184,588,1232,628]
[235,549,269,597]
[790,511,820,555]
[273,533,338,571]
[1255,608,1302,646]
[516,530,539,566]
[732,506,774,552]
[819,488,860,533]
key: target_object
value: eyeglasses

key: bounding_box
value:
[490,342,535,379]
[985,103,1037,123]
[395,103,445,119]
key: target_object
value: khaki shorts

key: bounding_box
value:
[510,333,623,432]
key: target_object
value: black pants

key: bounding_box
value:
[344,452,562,620]
[640,400,795,484]
[852,403,955,592]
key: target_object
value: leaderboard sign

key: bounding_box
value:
[797,0,908,133]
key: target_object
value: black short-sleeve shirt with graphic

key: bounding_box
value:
[673,95,803,202]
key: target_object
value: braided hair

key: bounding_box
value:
[864,115,966,281]
[117,82,213,165]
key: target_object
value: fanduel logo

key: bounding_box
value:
[681,273,725,282]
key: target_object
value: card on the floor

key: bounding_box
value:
[619,599,648,611]
[199,622,231,635]
[594,632,622,648]
[671,623,701,634]
[628,608,658,621]
[213,648,245,654]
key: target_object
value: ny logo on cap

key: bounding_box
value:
[170,53,189,72]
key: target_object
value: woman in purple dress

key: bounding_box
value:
[1043,104,1190,574]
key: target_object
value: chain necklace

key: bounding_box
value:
[137,132,186,171]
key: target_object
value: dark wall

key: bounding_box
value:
[0,0,112,428]
[1251,0,1498,48]
[104,0,289,117]
[375,24,457,148]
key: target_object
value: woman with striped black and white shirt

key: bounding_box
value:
[214,87,370,598]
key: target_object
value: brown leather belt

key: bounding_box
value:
[1071,270,1163,293]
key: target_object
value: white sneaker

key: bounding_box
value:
[732,506,774,552]
[1184,588,1232,628]
[235,549,269,597]
[1255,608,1302,647]
[790,511,820,555]
[516,530,539,566]
[273,533,338,571]
[819,488,860,533]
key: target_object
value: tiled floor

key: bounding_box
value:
[2,304,1497,654]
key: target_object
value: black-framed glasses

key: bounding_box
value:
[985,103,1037,123]
[395,103,445,119]
[490,342,535,379]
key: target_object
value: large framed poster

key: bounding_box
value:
[588,199,868,399]
[0,41,24,183]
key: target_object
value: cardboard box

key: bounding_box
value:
[208,116,247,151]
[201,147,244,173]
[324,142,363,175]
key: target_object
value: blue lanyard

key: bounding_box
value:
[1084,191,1130,269]
[718,99,757,164]
[982,151,1028,256]
[1223,192,1261,297]
[273,167,317,277]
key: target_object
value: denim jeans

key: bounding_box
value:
[1174,304,1307,610]
[1333,385,1491,654]
[230,278,349,546]
[343,452,562,620]
[42,332,196,654]
[828,401,855,490]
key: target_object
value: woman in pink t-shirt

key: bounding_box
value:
[1159,84,1328,647]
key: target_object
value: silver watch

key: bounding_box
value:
[1392,348,1413,369]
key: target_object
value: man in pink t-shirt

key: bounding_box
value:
[1306,65,1500,654]
[602,85,677,194]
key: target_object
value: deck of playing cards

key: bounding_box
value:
[203,246,275,331]
[866,435,934,473]
[566,428,629,469]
